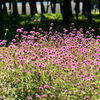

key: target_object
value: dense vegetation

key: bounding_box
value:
[0,19,100,99]
[2,13,100,43]
[0,1,100,99]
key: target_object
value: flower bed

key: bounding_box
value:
[0,21,100,100]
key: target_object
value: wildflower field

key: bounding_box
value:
[0,20,100,100]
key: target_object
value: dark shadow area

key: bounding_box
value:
[3,14,32,42]
[2,13,100,44]
[0,27,5,40]
[92,14,100,19]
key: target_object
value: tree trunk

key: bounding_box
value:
[82,0,87,15]
[29,0,34,15]
[22,0,27,14]
[9,0,12,15]
[62,0,71,23]
[33,0,38,13]
[46,0,49,13]
[98,0,100,13]
[69,0,73,17]
[29,0,37,15]
[2,0,7,14]
[82,0,85,15]
[12,0,18,16]
[51,0,56,13]
[59,0,63,14]
[75,0,79,22]
[87,0,91,23]
[40,0,45,17]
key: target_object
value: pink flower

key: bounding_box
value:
[30,31,35,34]
[91,29,95,32]
[86,31,89,34]
[35,93,40,98]
[91,83,96,85]
[81,91,85,93]
[10,82,12,85]
[52,17,54,19]
[16,28,22,32]
[51,95,55,98]
[4,66,8,69]
[50,23,54,26]
[34,20,36,22]
[36,32,40,35]
[76,83,79,86]
[12,39,16,42]
[95,92,98,95]
[70,26,72,29]
[42,94,47,98]
[64,29,68,32]
[98,86,100,88]
[73,28,77,31]
[92,87,94,90]
[49,31,52,34]
[89,27,91,29]
[89,88,91,91]
[33,27,35,29]
[29,97,32,100]
[23,31,28,34]
[15,35,18,37]
[44,85,50,88]
[16,79,19,83]
[3,75,6,79]
[38,72,42,75]
[38,19,40,22]
[49,27,52,30]
[86,96,90,99]
[39,87,43,90]
[71,23,74,25]
[80,75,84,78]
[28,90,30,92]
[39,28,42,30]
[21,28,24,30]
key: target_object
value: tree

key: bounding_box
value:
[59,0,63,14]
[40,0,45,17]
[22,0,27,14]
[75,0,79,21]
[51,0,56,13]
[82,0,87,15]
[12,0,18,16]
[98,0,100,13]
[33,0,38,14]
[87,0,92,23]
[69,0,73,17]
[62,0,72,23]
[2,0,7,14]
[9,0,12,15]
[46,0,50,13]
[29,0,38,15]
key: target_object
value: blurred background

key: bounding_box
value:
[0,0,100,42]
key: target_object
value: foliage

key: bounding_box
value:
[3,13,100,43]
[0,19,100,99]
